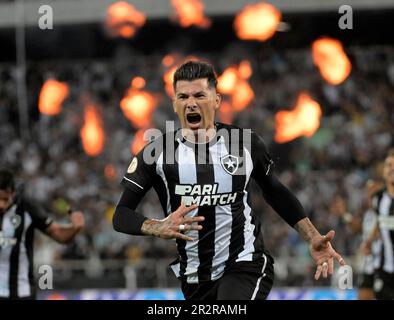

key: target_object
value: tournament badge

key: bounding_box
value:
[220,154,239,175]
[127,157,138,174]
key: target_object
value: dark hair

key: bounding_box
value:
[387,148,394,158]
[173,60,218,90]
[0,168,15,192]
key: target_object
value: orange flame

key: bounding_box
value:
[234,2,281,41]
[131,76,146,89]
[312,37,352,85]
[131,128,148,155]
[217,61,254,111]
[38,79,69,116]
[217,67,239,95]
[232,81,255,111]
[106,1,146,38]
[80,104,105,156]
[163,65,178,98]
[104,164,117,180]
[120,85,157,128]
[238,60,253,79]
[275,92,322,143]
[217,100,234,124]
[162,54,175,68]
[171,0,211,29]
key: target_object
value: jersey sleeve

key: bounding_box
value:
[120,138,160,195]
[371,191,384,215]
[249,132,306,227]
[25,200,53,232]
[250,131,275,179]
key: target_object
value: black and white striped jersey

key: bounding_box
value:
[0,195,53,298]
[361,208,381,275]
[121,122,274,284]
[372,189,394,274]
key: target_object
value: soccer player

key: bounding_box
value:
[355,180,382,300]
[0,169,85,300]
[113,61,345,300]
[332,181,382,300]
[362,150,394,300]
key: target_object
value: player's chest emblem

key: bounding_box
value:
[10,214,21,229]
[220,154,239,175]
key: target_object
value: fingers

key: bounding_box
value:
[315,264,323,280]
[315,254,345,281]
[328,258,334,276]
[313,232,334,251]
[336,254,346,266]
[315,261,330,280]
[178,203,199,216]
[183,216,205,224]
[181,223,203,232]
[329,247,346,266]
[322,262,328,278]
[315,258,343,281]
[323,230,335,243]
[174,232,195,241]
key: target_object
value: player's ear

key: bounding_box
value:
[172,85,177,113]
[172,98,177,113]
[215,92,221,110]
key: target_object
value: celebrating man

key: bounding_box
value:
[113,61,345,300]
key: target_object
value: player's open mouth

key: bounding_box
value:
[186,113,202,129]
[186,113,201,123]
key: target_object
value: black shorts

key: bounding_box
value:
[181,254,274,300]
[358,272,374,289]
[374,270,394,300]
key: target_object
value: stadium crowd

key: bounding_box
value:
[0,43,393,287]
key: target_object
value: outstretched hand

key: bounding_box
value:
[141,203,204,241]
[310,230,346,280]
[70,211,85,231]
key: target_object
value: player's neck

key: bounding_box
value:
[183,124,217,143]
[0,203,12,216]
[387,183,394,197]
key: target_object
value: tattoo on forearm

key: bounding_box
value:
[294,218,320,242]
[141,219,161,237]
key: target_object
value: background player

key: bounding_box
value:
[362,149,394,300]
[0,168,85,300]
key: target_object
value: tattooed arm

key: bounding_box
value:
[113,188,204,241]
[294,217,321,242]
[295,217,346,280]
[141,203,203,241]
